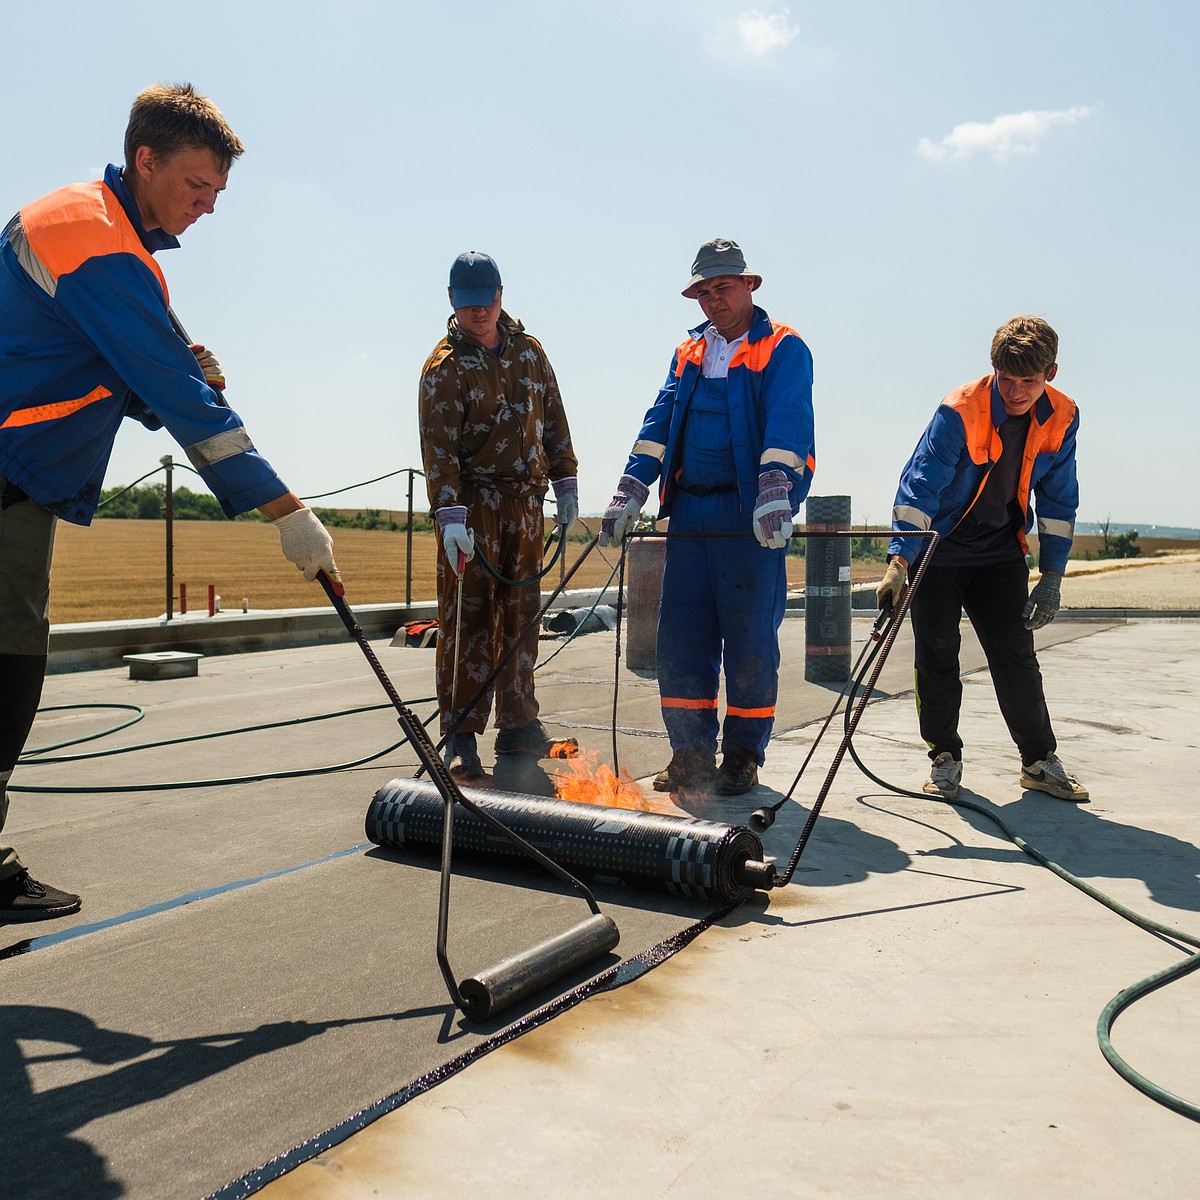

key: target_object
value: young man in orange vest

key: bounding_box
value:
[877,315,1088,802]
[0,84,339,920]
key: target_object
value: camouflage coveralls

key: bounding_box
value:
[418,312,577,734]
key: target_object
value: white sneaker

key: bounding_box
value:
[1021,753,1089,801]
[923,752,962,799]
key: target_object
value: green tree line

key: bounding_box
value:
[97,482,438,531]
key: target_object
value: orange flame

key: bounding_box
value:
[553,749,657,812]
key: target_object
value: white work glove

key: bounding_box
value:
[876,557,908,612]
[435,505,475,575]
[274,507,338,582]
[599,475,649,547]
[552,476,578,530]
[752,469,793,549]
[188,343,225,391]
[1022,572,1062,630]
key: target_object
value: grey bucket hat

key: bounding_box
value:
[682,238,762,298]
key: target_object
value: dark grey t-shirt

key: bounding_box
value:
[935,410,1031,566]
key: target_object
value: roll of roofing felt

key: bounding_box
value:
[365,779,775,905]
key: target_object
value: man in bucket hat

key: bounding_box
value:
[600,239,815,797]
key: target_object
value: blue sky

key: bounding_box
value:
[4,1,1197,530]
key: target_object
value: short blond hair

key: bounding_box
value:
[990,315,1058,376]
[124,83,245,173]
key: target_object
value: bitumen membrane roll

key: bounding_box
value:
[366,778,770,905]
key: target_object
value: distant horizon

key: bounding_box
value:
[4,5,1194,531]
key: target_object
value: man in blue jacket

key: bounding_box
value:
[601,239,815,797]
[877,315,1088,802]
[0,83,340,921]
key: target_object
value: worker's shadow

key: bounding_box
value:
[692,784,911,887]
[910,791,1200,915]
[0,1001,446,1198]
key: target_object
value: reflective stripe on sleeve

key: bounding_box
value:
[631,439,666,461]
[1037,516,1075,540]
[185,428,255,470]
[893,504,932,529]
[759,446,803,470]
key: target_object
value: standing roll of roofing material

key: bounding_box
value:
[366,779,776,905]
[624,534,666,672]
[804,494,852,682]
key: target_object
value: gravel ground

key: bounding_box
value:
[1057,553,1200,610]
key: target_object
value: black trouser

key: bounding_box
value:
[910,556,1055,768]
[1,476,56,879]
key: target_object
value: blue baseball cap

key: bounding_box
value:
[449,251,502,309]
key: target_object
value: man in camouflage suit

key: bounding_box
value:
[419,251,578,778]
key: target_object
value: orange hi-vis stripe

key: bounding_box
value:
[660,697,776,719]
[729,324,798,372]
[673,337,705,375]
[1,385,112,428]
[945,375,1077,553]
[674,321,802,377]
[20,180,169,301]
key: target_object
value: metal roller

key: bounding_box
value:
[319,570,623,1021]
[366,779,778,905]
[458,913,621,1020]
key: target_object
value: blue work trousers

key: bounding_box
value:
[657,489,787,763]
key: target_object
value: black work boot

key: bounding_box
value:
[0,870,81,922]
[652,748,717,794]
[494,719,556,757]
[445,732,484,779]
[714,745,760,796]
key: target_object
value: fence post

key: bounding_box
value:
[405,469,415,607]
[161,454,174,621]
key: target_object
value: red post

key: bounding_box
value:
[208,584,216,617]
[180,582,188,615]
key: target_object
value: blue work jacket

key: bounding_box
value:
[621,306,815,517]
[889,375,1080,574]
[0,164,287,524]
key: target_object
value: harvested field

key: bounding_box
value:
[49,520,884,624]
[50,522,1196,625]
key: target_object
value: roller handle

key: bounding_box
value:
[872,596,894,642]
[167,306,230,409]
[733,857,778,889]
[319,570,619,1019]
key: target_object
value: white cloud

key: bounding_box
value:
[918,105,1094,163]
[732,8,800,57]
